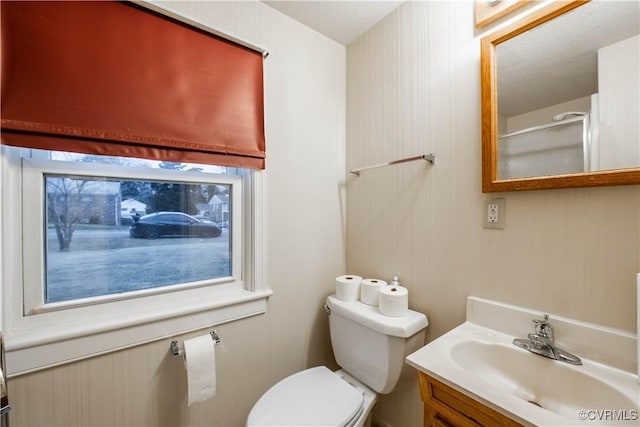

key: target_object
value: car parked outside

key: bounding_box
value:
[129,212,222,239]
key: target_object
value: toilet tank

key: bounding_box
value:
[325,295,428,394]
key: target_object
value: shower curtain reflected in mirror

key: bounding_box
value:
[498,115,592,180]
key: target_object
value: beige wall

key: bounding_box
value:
[7,2,345,426]
[6,2,640,427]
[346,2,639,426]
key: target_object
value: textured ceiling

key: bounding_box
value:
[262,1,638,118]
[498,1,640,117]
[262,1,404,45]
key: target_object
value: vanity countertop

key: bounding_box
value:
[406,297,639,427]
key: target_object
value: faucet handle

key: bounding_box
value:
[532,314,554,340]
[532,313,550,325]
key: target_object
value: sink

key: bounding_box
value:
[406,317,640,426]
[450,340,637,420]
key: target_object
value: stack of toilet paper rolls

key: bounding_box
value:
[335,275,409,317]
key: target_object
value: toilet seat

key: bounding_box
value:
[246,366,364,427]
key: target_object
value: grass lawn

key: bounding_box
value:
[46,228,230,302]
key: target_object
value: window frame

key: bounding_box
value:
[0,147,271,377]
[25,159,242,313]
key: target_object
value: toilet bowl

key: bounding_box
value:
[247,295,428,427]
[247,367,377,427]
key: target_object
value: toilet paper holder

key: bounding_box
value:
[171,331,221,357]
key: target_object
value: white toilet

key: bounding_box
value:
[246,294,428,427]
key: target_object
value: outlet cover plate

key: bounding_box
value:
[483,198,505,229]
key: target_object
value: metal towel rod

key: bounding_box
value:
[349,153,435,176]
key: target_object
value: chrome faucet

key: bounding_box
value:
[530,314,554,345]
[513,314,582,365]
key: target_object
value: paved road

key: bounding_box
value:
[47,227,229,251]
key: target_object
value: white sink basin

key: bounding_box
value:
[407,321,640,426]
[450,340,637,421]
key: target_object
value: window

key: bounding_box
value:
[1,147,270,376]
[42,175,232,305]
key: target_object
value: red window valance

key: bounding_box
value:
[1,1,266,169]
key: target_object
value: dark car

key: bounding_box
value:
[129,212,222,239]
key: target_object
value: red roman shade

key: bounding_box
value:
[1,1,266,169]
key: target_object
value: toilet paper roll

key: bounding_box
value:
[360,278,387,305]
[335,275,362,301]
[183,334,216,406]
[379,285,409,317]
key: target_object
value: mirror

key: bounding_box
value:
[481,0,640,192]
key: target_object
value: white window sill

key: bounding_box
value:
[5,285,272,377]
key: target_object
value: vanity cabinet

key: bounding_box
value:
[417,372,523,427]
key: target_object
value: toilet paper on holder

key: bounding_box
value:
[172,331,221,406]
[171,331,220,358]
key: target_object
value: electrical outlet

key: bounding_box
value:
[483,198,505,229]
[488,203,499,223]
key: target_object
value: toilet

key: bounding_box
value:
[247,294,428,427]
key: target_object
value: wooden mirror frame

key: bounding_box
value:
[481,0,640,192]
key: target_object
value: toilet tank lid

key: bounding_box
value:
[326,295,428,338]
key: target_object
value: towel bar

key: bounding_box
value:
[171,331,220,358]
[349,153,435,176]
